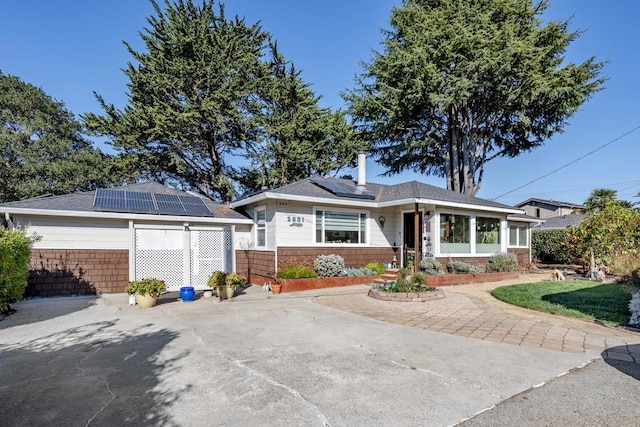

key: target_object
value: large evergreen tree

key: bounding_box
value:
[345,0,605,195]
[85,0,357,202]
[0,71,122,203]
[235,49,359,195]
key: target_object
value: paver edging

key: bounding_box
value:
[368,288,446,302]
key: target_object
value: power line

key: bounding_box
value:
[492,124,640,201]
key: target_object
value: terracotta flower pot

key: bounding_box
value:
[271,284,282,295]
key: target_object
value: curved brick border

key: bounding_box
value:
[368,288,445,302]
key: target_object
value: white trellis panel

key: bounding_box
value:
[190,228,232,289]
[135,229,184,291]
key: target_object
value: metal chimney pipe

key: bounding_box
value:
[357,150,366,191]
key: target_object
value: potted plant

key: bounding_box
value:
[207,271,246,301]
[271,278,282,295]
[125,278,166,308]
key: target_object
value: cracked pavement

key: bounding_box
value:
[0,287,629,426]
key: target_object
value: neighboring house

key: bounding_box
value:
[0,182,252,296]
[231,152,539,285]
[534,214,583,230]
[516,198,584,219]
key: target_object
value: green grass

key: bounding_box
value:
[491,280,632,326]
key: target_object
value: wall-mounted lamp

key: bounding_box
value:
[378,215,386,229]
[183,222,190,231]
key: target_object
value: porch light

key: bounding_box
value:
[378,215,386,229]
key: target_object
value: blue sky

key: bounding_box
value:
[2,1,639,206]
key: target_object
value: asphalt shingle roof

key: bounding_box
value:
[537,214,583,229]
[0,182,250,220]
[264,176,517,211]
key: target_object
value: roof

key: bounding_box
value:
[0,182,250,221]
[535,214,583,229]
[507,213,544,223]
[233,176,522,214]
[516,198,584,209]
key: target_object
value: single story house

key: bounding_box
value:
[533,214,583,230]
[231,153,539,285]
[1,154,538,296]
[516,198,584,219]
[0,182,252,296]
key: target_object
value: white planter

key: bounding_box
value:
[128,294,136,306]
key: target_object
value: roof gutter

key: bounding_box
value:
[1,208,253,224]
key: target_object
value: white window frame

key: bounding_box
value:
[508,224,529,248]
[255,205,266,248]
[436,210,507,257]
[313,207,369,245]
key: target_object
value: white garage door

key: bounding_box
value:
[135,227,232,291]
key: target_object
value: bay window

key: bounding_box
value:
[476,217,501,253]
[440,213,470,253]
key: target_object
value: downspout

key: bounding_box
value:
[414,202,419,273]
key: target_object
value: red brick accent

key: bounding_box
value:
[277,247,396,270]
[28,249,129,296]
[279,275,381,292]
[424,271,520,287]
[235,250,276,285]
[507,248,530,266]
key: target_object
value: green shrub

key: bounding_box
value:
[314,254,346,277]
[398,267,411,279]
[531,229,572,264]
[364,262,385,275]
[419,258,442,275]
[126,278,167,295]
[0,228,39,314]
[446,261,476,274]
[410,272,426,285]
[277,264,318,279]
[485,253,518,272]
[376,278,436,293]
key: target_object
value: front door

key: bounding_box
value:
[403,211,422,268]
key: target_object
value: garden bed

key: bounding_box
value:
[425,271,520,286]
[278,275,382,293]
[368,288,445,302]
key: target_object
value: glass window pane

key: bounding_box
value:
[509,227,517,246]
[519,226,528,246]
[440,213,470,253]
[316,211,323,243]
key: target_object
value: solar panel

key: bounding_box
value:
[311,179,376,200]
[93,189,213,217]
[125,191,156,213]
[154,193,185,215]
[179,195,214,216]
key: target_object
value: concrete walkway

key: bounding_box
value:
[313,274,640,363]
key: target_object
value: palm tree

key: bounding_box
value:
[584,188,633,214]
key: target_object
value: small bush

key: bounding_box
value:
[410,272,426,285]
[314,254,346,277]
[364,262,385,275]
[485,253,518,272]
[419,258,442,275]
[398,267,411,279]
[0,227,39,315]
[277,264,318,279]
[376,278,436,293]
[446,261,477,274]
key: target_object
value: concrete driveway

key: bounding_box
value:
[0,284,634,426]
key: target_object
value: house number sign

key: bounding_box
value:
[287,216,305,226]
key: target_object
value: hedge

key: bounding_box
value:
[0,228,37,315]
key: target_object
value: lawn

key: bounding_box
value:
[491,280,632,326]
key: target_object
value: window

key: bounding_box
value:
[315,210,367,244]
[440,213,470,253]
[508,225,528,247]
[476,217,501,253]
[255,207,266,247]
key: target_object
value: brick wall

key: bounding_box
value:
[235,250,276,284]
[507,248,530,266]
[28,249,129,296]
[277,247,397,270]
